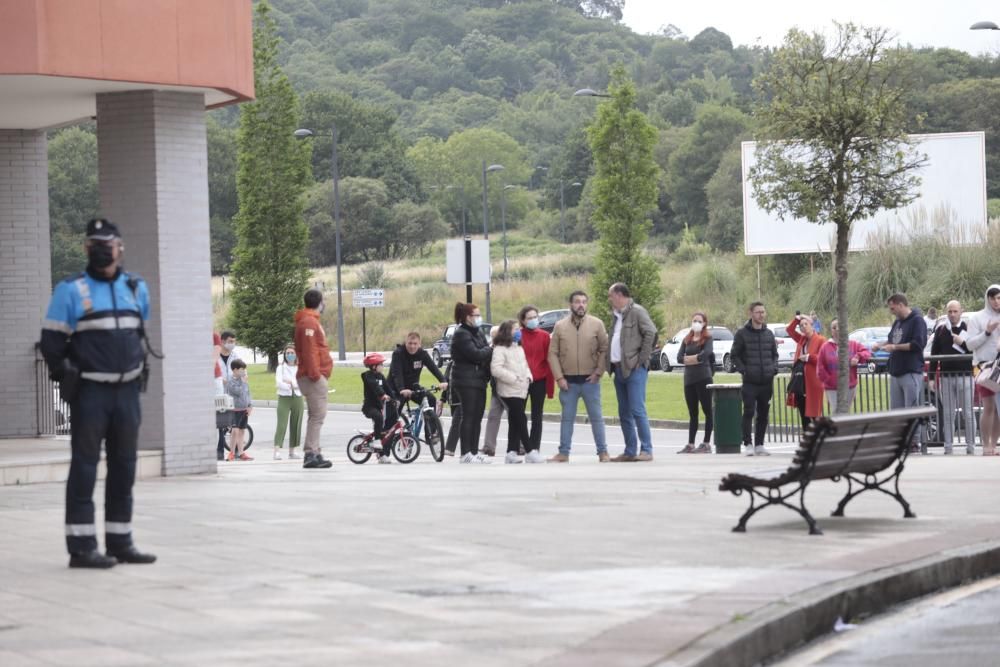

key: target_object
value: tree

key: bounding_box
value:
[207,115,238,274]
[48,126,98,281]
[586,65,663,328]
[750,24,925,414]
[230,1,312,371]
[705,147,744,251]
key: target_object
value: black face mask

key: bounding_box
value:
[88,244,115,269]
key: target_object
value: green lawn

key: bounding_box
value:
[246,364,746,421]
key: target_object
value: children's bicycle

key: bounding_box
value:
[399,385,445,462]
[215,395,254,452]
[346,403,420,464]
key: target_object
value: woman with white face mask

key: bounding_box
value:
[677,312,714,453]
[274,344,304,460]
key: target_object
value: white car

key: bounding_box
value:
[659,326,735,373]
[767,323,798,368]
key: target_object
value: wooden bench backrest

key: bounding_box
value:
[793,407,934,480]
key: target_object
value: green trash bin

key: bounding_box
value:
[708,383,743,454]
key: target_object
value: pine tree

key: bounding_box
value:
[230,1,312,371]
[587,65,663,328]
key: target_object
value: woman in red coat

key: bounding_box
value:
[518,305,555,456]
[787,314,827,426]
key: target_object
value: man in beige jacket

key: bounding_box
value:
[547,290,610,462]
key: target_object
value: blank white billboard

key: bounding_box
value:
[741,131,987,255]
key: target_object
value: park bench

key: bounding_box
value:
[719,406,934,535]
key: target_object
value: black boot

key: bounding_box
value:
[313,453,333,469]
[69,550,117,569]
[108,545,157,564]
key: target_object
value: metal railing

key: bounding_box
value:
[765,355,980,446]
[34,344,71,436]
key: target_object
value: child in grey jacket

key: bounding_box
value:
[225,359,253,460]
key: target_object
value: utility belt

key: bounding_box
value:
[81,366,145,383]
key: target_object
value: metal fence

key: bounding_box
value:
[34,344,71,436]
[766,355,980,447]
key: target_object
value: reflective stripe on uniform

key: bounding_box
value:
[80,366,144,383]
[75,315,142,332]
[65,523,97,537]
[105,521,132,534]
[42,319,74,335]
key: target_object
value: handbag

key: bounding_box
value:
[976,354,1000,393]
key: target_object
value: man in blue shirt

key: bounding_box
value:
[874,293,929,453]
[39,219,157,568]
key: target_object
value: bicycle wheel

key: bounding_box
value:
[391,433,420,464]
[346,434,374,464]
[244,424,254,450]
[424,412,445,462]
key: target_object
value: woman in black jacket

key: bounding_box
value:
[677,312,714,454]
[450,302,493,463]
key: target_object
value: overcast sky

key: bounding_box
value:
[621,1,1000,55]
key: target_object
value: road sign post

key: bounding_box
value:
[352,289,385,357]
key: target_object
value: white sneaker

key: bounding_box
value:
[378,455,392,464]
[273,448,283,460]
[744,445,755,457]
[288,449,300,459]
[505,451,523,464]
[472,453,492,464]
[460,453,475,464]
[524,450,545,464]
[754,445,771,457]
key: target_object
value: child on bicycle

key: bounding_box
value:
[225,359,253,461]
[361,352,396,464]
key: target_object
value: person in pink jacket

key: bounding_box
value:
[816,319,871,413]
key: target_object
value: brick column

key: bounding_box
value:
[97,91,215,475]
[0,130,51,438]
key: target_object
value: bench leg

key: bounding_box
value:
[731,484,823,535]
[832,465,916,519]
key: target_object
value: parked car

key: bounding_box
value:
[430,322,493,366]
[848,326,892,373]
[537,309,569,333]
[766,323,797,368]
[659,326,735,373]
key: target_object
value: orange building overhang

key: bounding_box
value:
[0,0,254,129]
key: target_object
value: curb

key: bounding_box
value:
[254,400,689,431]
[662,538,1000,667]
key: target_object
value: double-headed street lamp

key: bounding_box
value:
[481,162,504,321]
[294,126,346,362]
[560,180,583,244]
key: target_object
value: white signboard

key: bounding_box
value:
[352,288,385,308]
[741,131,987,255]
[446,239,491,284]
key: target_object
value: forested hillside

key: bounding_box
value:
[47,0,1000,279]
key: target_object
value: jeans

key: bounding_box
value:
[939,373,975,446]
[741,381,772,447]
[613,365,653,456]
[890,372,925,444]
[558,380,607,455]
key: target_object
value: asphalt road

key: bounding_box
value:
[772,576,1000,666]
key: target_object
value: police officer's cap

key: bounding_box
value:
[86,218,121,242]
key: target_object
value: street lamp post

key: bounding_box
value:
[294,126,346,361]
[482,162,504,321]
[501,184,520,280]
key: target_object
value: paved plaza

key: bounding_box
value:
[2,408,1000,666]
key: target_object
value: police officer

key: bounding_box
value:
[40,219,157,569]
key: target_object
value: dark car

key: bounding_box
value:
[430,322,493,366]
[537,309,569,333]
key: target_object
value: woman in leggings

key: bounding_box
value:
[677,312,714,453]
[449,302,493,463]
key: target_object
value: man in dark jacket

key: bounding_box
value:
[875,293,928,453]
[388,332,448,406]
[929,300,974,454]
[731,301,779,456]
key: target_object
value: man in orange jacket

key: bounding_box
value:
[294,289,334,469]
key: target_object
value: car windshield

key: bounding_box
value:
[711,328,734,341]
[772,326,788,338]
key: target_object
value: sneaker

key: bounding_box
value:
[598,452,610,462]
[505,451,523,464]
[525,450,545,464]
[967,445,976,455]
[217,450,225,461]
[460,453,476,464]
[635,452,654,462]
[226,451,235,461]
[548,453,569,463]
[273,448,284,461]
[677,444,696,454]
[473,453,492,464]
[288,449,301,460]
[744,444,755,457]
[944,446,954,456]
[754,445,771,457]
[610,453,637,462]
[303,453,332,469]
[314,454,333,469]
[694,443,712,454]
[378,455,392,464]
[238,453,254,461]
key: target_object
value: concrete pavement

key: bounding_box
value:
[2,408,1000,666]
